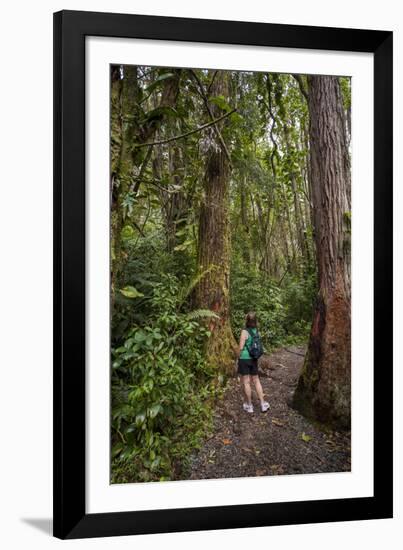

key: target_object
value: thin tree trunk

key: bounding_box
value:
[283,123,309,266]
[240,175,251,264]
[293,75,351,429]
[166,139,187,253]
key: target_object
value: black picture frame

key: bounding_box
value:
[53,9,393,540]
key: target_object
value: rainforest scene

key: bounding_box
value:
[110,66,351,483]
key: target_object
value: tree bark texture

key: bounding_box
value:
[293,76,351,429]
[194,70,237,373]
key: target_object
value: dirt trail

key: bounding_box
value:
[183,346,350,480]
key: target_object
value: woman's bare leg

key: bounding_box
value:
[242,375,252,405]
[252,375,265,404]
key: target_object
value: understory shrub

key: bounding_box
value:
[111,274,221,483]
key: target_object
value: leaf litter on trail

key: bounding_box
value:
[184,347,350,481]
[272,418,286,427]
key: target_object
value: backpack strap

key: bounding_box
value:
[245,328,256,353]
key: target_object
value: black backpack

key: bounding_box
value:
[246,328,264,359]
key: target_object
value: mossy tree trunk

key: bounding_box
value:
[292,75,351,429]
[110,65,130,306]
[194,70,237,374]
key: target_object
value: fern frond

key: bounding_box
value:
[177,265,218,306]
[186,309,220,321]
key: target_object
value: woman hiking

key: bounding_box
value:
[237,312,270,414]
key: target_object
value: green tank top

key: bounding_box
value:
[240,328,257,359]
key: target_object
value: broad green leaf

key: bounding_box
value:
[134,331,146,343]
[119,286,144,299]
[111,443,124,457]
[148,404,162,418]
[135,413,146,425]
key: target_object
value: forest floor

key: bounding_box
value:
[182,346,351,480]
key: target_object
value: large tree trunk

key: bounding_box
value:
[293,76,351,429]
[194,70,237,373]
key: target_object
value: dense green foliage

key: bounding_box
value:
[110,66,351,482]
[230,266,317,351]
[112,273,223,482]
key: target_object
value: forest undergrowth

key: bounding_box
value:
[111,249,316,483]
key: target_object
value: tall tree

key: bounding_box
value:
[110,65,138,303]
[194,70,237,372]
[293,75,351,428]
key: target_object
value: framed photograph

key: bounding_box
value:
[53,10,393,539]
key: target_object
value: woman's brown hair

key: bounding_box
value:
[245,311,257,328]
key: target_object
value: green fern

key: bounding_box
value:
[186,309,220,321]
[177,265,218,307]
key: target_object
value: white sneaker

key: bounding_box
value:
[243,402,254,414]
[260,401,270,413]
